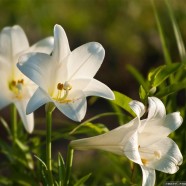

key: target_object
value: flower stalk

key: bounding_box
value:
[10,104,17,146]
[45,103,55,185]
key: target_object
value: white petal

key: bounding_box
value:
[148,97,166,119]
[17,53,52,91]
[163,112,183,132]
[14,99,34,133]
[140,165,156,186]
[67,42,105,80]
[26,87,51,114]
[52,24,70,63]
[145,137,183,174]
[83,78,115,100]
[141,112,183,139]
[0,75,12,109]
[124,128,142,164]
[129,100,145,118]
[71,117,140,156]
[0,25,29,60]
[55,90,87,121]
[28,37,54,54]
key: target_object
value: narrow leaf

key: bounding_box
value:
[0,117,12,136]
[74,173,92,186]
[127,65,149,92]
[151,0,172,65]
[34,155,47,170]
[111,91,135,117]
[156,80,186,97]
[165,0,186,61]
[58,152,66,186]
[150,63,181,87]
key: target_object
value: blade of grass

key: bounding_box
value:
[165,0,186,61]
[151,0,172,65]
[127,64,149,93]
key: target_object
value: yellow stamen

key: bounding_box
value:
[9,79,24,99]
[55,81,72,103]
[141,158,148,165]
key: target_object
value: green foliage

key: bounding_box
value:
[111,91,135,117]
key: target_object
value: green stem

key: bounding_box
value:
[46,109,53,185]
[64,146,74,186]
[10,104,17,145]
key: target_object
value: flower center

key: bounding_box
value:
[138,145,162,166]
[9,79,24,98]
[54,81,72,103]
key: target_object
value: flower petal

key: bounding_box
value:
[148,97,166,119]
[71,118,140,156]
[129,100,145,118]
[55,90,87,121]
[26,87,51,114]
[83,78,115,100]
[0,25,29,61]
[67,42,105,80]
[141,112,183,138]
[124,126,142,164]
[0,73,12,109]
[17,53,52,91]
[52,24,70,63]
[14,100,34,133]
[28,37,54,54]
[140,165,156,186]
[145,137,183,174]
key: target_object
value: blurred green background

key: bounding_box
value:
[1,0,186,98]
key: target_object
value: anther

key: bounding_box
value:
[141,158,148,166]
[18,79,24,84]
[11,80,16,86]
[57,83,63,90]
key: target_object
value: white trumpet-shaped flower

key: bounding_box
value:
[71,97,183,186]
[17,24,115,121]
[0,25,54,133]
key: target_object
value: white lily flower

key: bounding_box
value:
[0,25,54,133]
[17,24,115,122]
[71,97,183,186]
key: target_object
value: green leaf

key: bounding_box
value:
[74,173,92,186]
[148,66,164,83]
[58,152,66,186]
[15,139,34,170]
[34,155,49,186]
[0,117,12,136]
[69,112,119,135]
[84,122,109,134]
[149,63,181,87]
[139,85,147,102]
[156,80,186,97]
[165,0,186,61]
[0,176,12,185]
[127,65,149,92]
[151,0,172,65]
[34,155,47,170]
[111,91,135,117]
